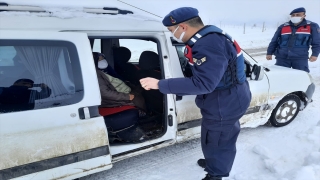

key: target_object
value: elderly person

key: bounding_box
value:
[93,52,146,113]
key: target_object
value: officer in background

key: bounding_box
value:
[140,7,251,180]
[266,7,320,72]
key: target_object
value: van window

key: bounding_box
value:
[175,45,193,77]
[93,39,101,53]
[0,40,84,114]
[0,46,15,66]
[120,39,157,63]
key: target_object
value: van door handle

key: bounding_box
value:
[78,106,100,120]
[83,107,90,119]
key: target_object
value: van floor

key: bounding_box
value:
[139,114,164,137]
[109,114,164,145]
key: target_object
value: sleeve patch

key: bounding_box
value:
[193,57,206,65]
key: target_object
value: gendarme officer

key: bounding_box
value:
[266,7,320,72]
[140,7,251,180]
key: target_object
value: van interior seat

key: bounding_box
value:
[138,51,160,72]
[136,51,163,114]
[99,105,136,116]
[113,46,139,83]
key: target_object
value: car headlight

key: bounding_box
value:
[307,73,314,83]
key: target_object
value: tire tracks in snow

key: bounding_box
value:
[243,47,267,57]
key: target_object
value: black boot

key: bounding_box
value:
[202,174,222,180]
[197,158,206,168]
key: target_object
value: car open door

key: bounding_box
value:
[0,31,112,180]
[240,53,270,127]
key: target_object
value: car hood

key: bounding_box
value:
[264,64,307,75]
[264,64,312,84]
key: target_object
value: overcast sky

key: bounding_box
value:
[6,0,320,25]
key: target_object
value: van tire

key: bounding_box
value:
[269,94,301,127]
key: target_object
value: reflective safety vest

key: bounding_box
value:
[279,21,312,48]
[185,25,246,90]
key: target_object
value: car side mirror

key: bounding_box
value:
[251,64,264,81]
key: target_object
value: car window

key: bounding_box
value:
[174,45,193,77]
[92,39,101,53]
[0,40,84,114]
[242,50,258,64]
[120,39,157,63]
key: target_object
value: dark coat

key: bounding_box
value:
[158,32,251,124]
[0,85,51,113]
[267,19,320,60]
[96,70,145,110]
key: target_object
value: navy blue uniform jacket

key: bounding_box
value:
[158,33,251,126]
[267,19,320,59]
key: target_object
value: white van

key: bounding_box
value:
[0,4,315,180]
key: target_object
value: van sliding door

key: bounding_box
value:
[0,31,112,180]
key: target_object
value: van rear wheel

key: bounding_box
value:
[269,94,301,127]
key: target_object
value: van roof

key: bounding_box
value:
[0,3,167,32]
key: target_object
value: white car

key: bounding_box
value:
[0,4,315,180]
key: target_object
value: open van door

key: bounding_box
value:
[162,32,203,143]
[0,31,112,180]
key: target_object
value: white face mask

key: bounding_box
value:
[172,26,185,43]
[98,59,108,69]
[290,17,303,24]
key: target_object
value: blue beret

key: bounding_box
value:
[290,7,306,15]
[162,7,199,27]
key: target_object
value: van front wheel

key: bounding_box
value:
[269,94,301,127]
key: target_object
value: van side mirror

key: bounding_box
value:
[250,64,264,81]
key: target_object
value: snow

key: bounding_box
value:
[2,0,320,179]
[0,7,160,22]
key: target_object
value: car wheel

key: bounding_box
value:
[269,94,301,127]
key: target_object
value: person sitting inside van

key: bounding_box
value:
[93,52,124,80]
[93,52,148,143]
[93,52,146,113]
